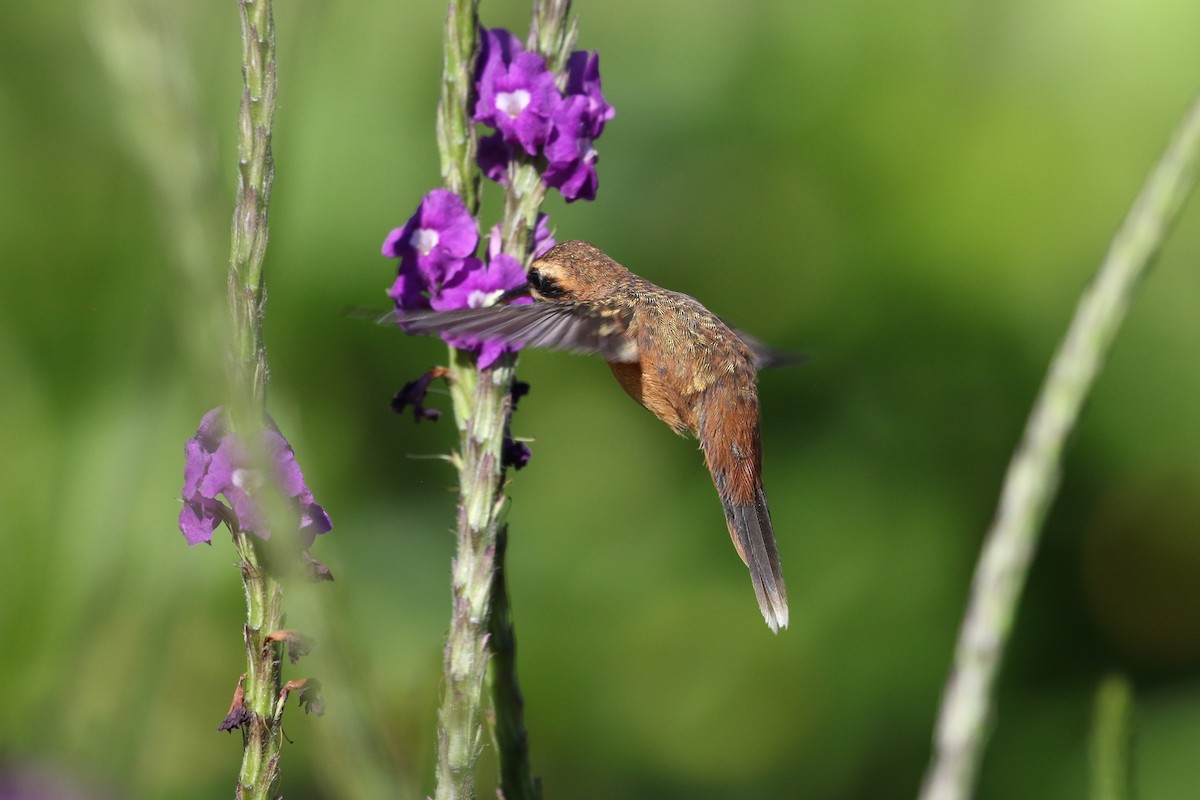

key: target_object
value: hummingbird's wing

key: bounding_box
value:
[383,303,639,362]
[730,328,805,370]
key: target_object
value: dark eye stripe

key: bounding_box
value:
[538,278,565,299]
[529,269,566,299]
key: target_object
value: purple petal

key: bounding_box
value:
[419,189,477,260]
[194,406,229,450]
[511,380,531,410]
[475,28,526,121]
[179,407,333,546]
[532,213,556,258]
[429,257,487,311]
[199,436,240,500]
[488,253,529,293]
[268,431,306,498]
[297,496,332,549]
[502,438,532,470]
[477,28,524,86]
[427,253,532,366]
[182,438,209,498]
[546,95,591,160]
[543,97,600,202]
[543,154,599,202]
[227,484,268,539]
[476,339,507,370]
[384,190,480,294]
[476,48,559,155]
[381,221,416,258]
[392,370,444,424]
[478,133,512,185]
[179,500,220,545]
[388,269,429,312]
[564,50,615,137]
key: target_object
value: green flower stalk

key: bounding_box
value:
[228,2,287,798]
[385,0,611,795]
[176,2,332,798]
[228,0,275,415]
[919,90,1200,800]
[487,525,542,800]
[426,2,577,798]
[102,3,333,792]
[437,0,482,218]
[430,3,490,795]
[480,12,577,796]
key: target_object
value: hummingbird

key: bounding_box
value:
[393,240,791,632]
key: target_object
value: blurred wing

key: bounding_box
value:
[732,328,806,370]
[383,303,639,362]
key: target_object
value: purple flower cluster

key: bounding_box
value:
[383,189,555,368]
[179,407,332,549]
[474,28,614,202]
[379,26,613,475]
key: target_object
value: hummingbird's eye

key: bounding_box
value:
[528,268,566,299]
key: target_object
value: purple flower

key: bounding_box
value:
[502,437,532,470]
[543,96,601,202]
[543,52,614,202]
[564,50,615,137]
[477,133,512,184]
[472,38,615,203]
[180,408,229,545]
[179,407,332,549]
[387,269,428,312]
[381,192,553,368]
[474,29,559,156]
[430,253,532,369]
[511,380,531,410]
[392,368,446,423]
[383,189,479,309]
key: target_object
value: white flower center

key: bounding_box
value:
[410,228,440,256]
[469,289,505,309]
[496,90,531,119]
[232,468,263,493]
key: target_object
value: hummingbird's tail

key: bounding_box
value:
[698,403,789,632]
[722,485,789,632]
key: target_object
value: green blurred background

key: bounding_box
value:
[3,0,1200,797]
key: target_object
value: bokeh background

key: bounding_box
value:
[3,0,1200,797]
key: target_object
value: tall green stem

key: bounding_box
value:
[487,526,542,800]
[430,1,576,796]
[228,0,275,419]
[919,91,1200,800]
[431,1,491,797]
[233,534,286,800]
[227,1,286,797]
[437,0,481,217]
[434,357,511,800]
[482,9,576,800]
